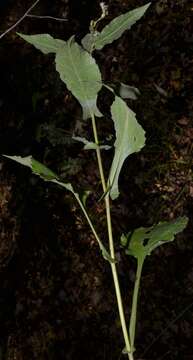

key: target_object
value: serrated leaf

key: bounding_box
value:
[82,3,151,51]
[55,37,102,119]
[3,155,112,262]
[123,217,188,261]
[17,33,66,54]
[109,96,145,200]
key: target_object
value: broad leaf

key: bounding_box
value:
[121,217,188,262]
[82,3,151,51]
[55,37,102,119]
[3,155,112,262]
[17,33,66,54]
[109,96,145,200]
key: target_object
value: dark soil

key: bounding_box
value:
[0,1,193,359]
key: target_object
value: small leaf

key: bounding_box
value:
[120,233,129,247]
[3,155,33,168]
[55,37,102,119]
[82,3,151,51]
[81,190,92,206]
[3,155,59,181]
[17,33,66,54]
[73,136,111,150]
[122,217,188,261]
[119,83,140,100]
[3,155,77,206]
[3,155,112,262]
[73,136,97,149]
[81,33,98,53]
[85,143,111,150]
[109,96,145,200]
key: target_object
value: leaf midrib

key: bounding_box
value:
[111,102,129,187]
[96,8,143,48]
[67,41,88,106]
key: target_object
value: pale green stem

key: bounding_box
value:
[91,114,106,193]
[53,180,110,260]
[129,259,144,353]
[91,113,132,359]
[74,193,111,261]
[74,194,103,247]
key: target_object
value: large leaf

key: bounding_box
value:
[109,96,145,200]
[55,37,102,120]
[17,33,66,54]
[82,3,151,51]
[3,155,112,262]
[121,217,188,262]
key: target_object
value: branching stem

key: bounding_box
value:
[0,0,40,39]
[91,112,133,359]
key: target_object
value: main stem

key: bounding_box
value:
[91,113,133,359]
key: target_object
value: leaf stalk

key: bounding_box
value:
[129,259,144,352]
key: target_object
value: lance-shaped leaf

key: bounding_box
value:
[55,37,102,120]
[3,155,58,181]
[73,136,111,150]
[109,96,145,200]
[82,3,151,51]
[119,83,140,100]
[17,33,66,54]
[121,217,188,262]
[3,155,112,262]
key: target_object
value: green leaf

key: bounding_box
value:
[81,33,97,53]
[81,190,92,206]
[122,217,188,262]
[55,37,102,120]
[73,136,98,150]
[119,83,140,100]
[3,155,77,196]
[82,3,151,51]
[73,136,111,150]
[17,33,66,54]
[109,96,145,200]
[3,155,112,262]
[3,155,58,180]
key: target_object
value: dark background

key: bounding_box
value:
[0,1,193,359]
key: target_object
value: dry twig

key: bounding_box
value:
[0,0,40,40]
[26,14,67,22]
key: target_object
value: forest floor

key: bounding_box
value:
[0,0,193,359]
